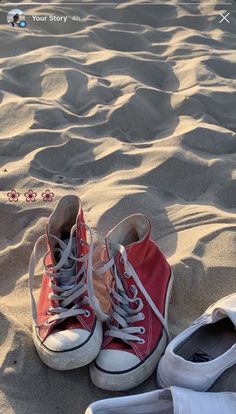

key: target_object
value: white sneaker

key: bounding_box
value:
[157,293,236,391]
[85,386,236,414]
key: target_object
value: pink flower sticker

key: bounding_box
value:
[41,190,54,202]
[7,189,20,202]
[24,189,37,202]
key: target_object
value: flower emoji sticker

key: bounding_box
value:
[41,190,54,202]
[7,189,20,202]
[24,189,37,202]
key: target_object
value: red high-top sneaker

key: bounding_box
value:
[29,195,102,370]
[90,214,173,391]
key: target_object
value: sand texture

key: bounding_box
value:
[0,1,236,413]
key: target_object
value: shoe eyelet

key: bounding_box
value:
[45,263,54,271]
[46,307,53,315]
[140,327,145,334]
[44,319,53,326]
[124,271,131,278]
[130,285,135,292]
[48,293,54,300]
[85,310,90,318]
[140,313,145,320]
[119,256,124,264]
[138,338,145,344]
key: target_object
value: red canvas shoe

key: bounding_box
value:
[90,214,173,391]
[29,195,102,370]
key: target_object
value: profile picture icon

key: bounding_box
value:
[7,9,27,28]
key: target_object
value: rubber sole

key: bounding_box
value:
[33,319,103,370]
[90,270,174,391]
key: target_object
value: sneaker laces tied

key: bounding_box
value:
[29,223,94,327]
[95,243,170,343]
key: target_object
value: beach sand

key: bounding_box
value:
[0,1,236,412]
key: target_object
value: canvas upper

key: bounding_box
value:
[85,386,236,414]
[90,214,172,390]
[29,195,102,367]
[157,293,236,391]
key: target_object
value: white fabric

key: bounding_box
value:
[86,388,172,414]
[157,293,236,391]
[43,328,90,351]
[210,293,236,327]
[85,386,236,414]
[95,349,140,371]
[172,387,236,414]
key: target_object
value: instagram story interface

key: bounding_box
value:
[0,1,235,413]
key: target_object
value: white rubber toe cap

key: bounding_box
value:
[95,349,141,372]
[43,328,90,352]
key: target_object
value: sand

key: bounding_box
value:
[0,1,236,413]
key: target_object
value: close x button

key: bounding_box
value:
[219,11,230,23]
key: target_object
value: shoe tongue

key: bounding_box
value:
[105,222,141,351]
[54,236,77,288]
[105,222,141,260]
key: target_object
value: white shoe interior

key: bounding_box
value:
[175,317,236,362]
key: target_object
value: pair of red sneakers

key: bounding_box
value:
[29,195,173,391]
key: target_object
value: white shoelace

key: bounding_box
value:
[29,223,96,327]
[95,243,170,344]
